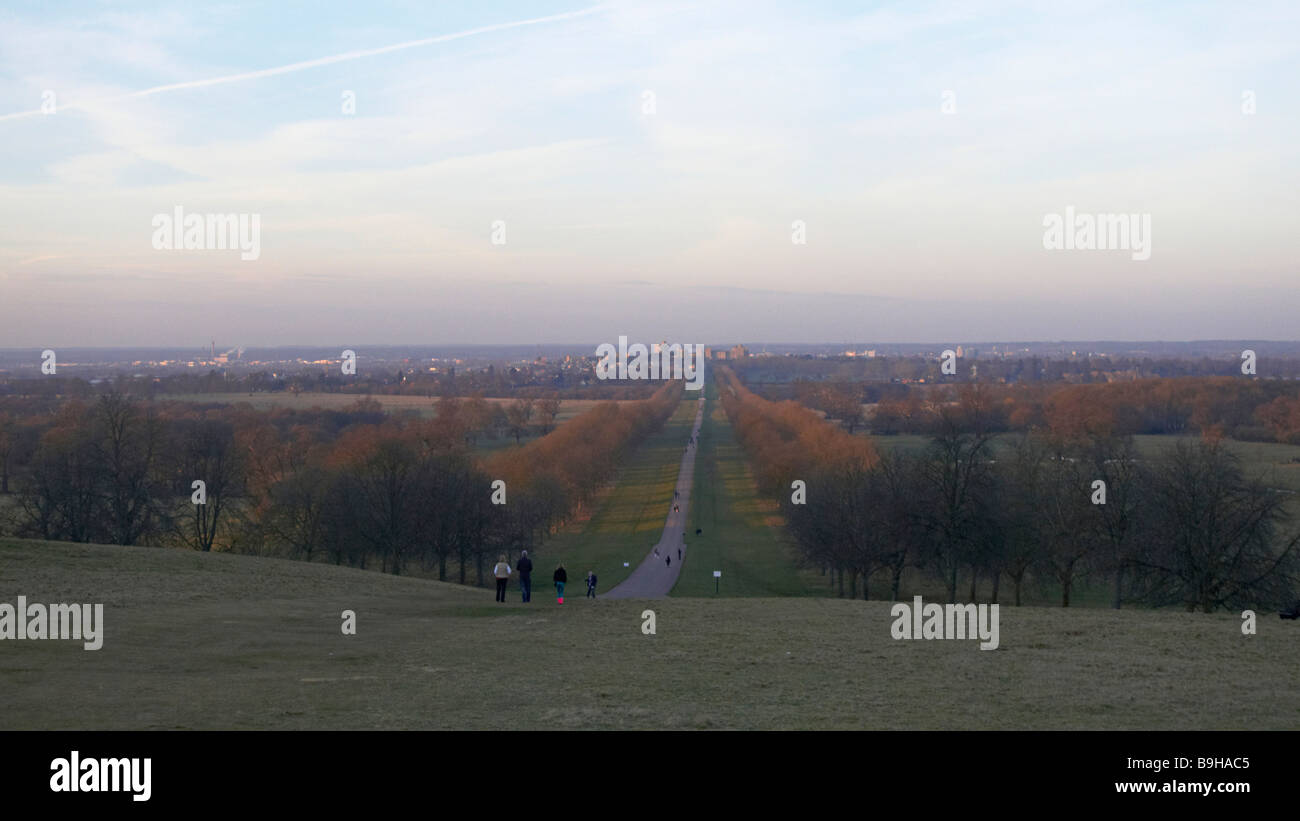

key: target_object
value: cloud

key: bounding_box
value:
[0,4,611,122]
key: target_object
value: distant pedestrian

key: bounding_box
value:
[517,549,534,603]
[678,548,682,561]
[492,555,511,603]
[666,555,671,568]
[554,563,567,603]
[586,571,597,598]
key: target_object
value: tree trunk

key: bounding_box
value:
[837,567,844,598]
[947,563,957,604]
[1061,577,1071,608]
[848,571,857,600]
[891,566,903,602]
[968,566,977,602]
[439,553,447,582]
[990,570,1001,604]
[1112,563,1123,610]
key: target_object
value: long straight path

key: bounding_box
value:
[602,395,706,599]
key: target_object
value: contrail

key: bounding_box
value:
[0,4,607,122]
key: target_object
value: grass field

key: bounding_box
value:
[1,538,1295,730]
[677,384,826,597]
[534,399,697,593]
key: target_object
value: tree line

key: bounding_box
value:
[718,369,1300,612]
[0,383,682,586]
[785,375,1300,445]
[732,350,1300,386]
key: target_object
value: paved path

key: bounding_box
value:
[603,396,706,599]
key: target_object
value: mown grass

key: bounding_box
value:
[676,385,826,598]
[533,400,697,593]
[1,538,1295,730]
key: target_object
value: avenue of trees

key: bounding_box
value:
[0,383,682,586]
[717,369,1300,613]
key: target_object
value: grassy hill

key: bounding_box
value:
[1,538,1296,730]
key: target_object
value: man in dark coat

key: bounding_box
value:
[517,550,534,603]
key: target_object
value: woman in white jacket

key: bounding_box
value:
[492,555,511,603]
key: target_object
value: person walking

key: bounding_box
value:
[678,547,682,562]
[517,549,534,603]
[666,554,671,568]
[554,563,567,603]
[492,555,511,603]
[586,570,597,599]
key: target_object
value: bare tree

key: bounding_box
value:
[1138,438,1300,612]
[918,396,997,602]
[93,393,165,546]
[535,398,562,434]
[172,417,243,552]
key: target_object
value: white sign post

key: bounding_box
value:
[713,570,721,594]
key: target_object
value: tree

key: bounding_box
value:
[869,451,927,601]
[92,393,165,546]
[265,466,331,561]
[505,399,534,443]
[917,397,996,603]
[1081,434,1146,608]
[171,417,243,552]
[535,398,562,434]
[1036,450,1096,607]
[332,427,424,575]
[1138,438,1300,612]
[993,435,1051,606]
[20,404,102,542]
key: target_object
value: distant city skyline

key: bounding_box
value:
[2,1,1298,345]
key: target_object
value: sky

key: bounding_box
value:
[0,0,1297,346]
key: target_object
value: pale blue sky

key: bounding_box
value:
[1,0,1297,345]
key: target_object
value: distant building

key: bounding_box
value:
[730,344,749,360]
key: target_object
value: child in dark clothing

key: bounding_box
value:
[554,564,567,602]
